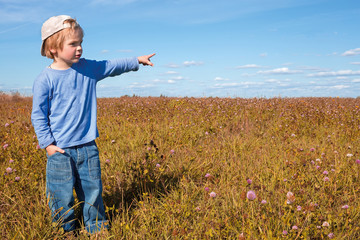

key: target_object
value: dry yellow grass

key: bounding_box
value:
[1,95,359,239]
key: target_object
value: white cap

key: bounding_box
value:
[41,15,78,56]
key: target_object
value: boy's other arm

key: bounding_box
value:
[137,53,155,66]
[31,77,60,153]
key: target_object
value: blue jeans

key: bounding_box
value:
[46,141,108,233]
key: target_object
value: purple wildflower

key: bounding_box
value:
[209,192,217,198]
[328,233,335,239]
[246,190,256,201]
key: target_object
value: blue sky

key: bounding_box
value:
[0,0,360,98]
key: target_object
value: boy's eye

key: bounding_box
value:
[70,42,81,47]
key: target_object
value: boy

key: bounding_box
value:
[31,15,155,233]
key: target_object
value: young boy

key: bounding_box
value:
[31,15,155,233]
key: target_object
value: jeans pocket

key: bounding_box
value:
[86,143,101,180]
[46,152,72,184]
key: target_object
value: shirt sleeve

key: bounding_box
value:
[86,57,139,81]
[31,74,55,149]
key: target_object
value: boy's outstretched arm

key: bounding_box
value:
[138,53,155,66]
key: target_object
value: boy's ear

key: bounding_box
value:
[50,48,57,54]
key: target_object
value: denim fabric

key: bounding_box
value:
[46,141,108,233]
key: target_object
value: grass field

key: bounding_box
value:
[1,93,359,239]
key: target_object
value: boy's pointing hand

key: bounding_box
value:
[138,53,155,66]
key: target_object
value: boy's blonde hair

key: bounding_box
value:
[42,19,84,59]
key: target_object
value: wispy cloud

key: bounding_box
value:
[213,81,264,88]
[165,63,181,68]
[259,53,268,57]
[308,70,360,77]
[342,48,360,56]
[183,60,203,67]
[236,64,264,69]
[90,0,140,5]
[166,61,203,68]
[214,77,229,81]
[330,85,350,90]
[164,71,178,75]
[258,67,302,75]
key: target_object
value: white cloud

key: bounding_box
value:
[166,63,181,68]
[260,53,268,57]
[129,83,154,88]
[90,0,139,5]
[330,85,350,90]
[236,64,263,69]
[183,60,203,67]
[166,61,203,68]
[308,70,360,77]
[298,66,330,72]
[117,49,133,53]
[350,62,360,65]
[171,76,184,80]
[214,82,241,87]
[167,80,176,84]
[352,79,360,83]
[165,71,178,75]
[342,48,360,56]
[214,81,264,88]
[214,77,229,81]
[258,67,302,75]
[265,79,281,83]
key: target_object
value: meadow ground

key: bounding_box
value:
[1,93,359,239]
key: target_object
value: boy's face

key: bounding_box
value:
[51,29,83,68]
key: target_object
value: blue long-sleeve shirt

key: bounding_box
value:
[31,57,139,149]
